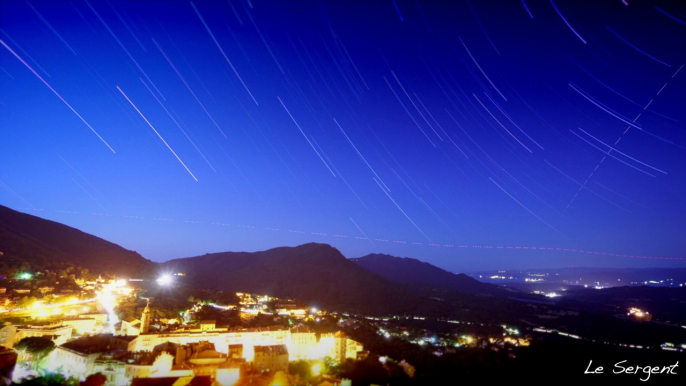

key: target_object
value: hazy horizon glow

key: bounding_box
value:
[1,0,685,272]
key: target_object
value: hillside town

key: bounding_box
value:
[0,272,366,385]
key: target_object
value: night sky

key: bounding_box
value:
[1,0,685,272]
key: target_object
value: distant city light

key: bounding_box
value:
[628,307,650,319]
[17,272,32,280]
[156,275,173,286]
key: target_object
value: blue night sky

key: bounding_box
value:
[1,0,685,272]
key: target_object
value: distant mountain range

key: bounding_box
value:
[0,205,155,276]
[0,206,506,316]
[351,253,508,296]
[4,205,685,336]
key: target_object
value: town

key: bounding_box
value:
[0,270,368,385]
[0,267,551,385]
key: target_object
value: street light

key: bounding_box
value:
[156,275,173,286]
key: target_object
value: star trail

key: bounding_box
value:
[1,0,685,271]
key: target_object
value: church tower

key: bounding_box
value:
[141,302,151,334]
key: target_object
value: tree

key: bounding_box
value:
[16,372,80,385]
[288,360,311,380]
[193,305,222,323]
[82,373,107,386]
[15,337,56,371]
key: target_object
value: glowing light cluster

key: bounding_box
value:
[628,307,649,318]
[96,282,119,332]
[156,274,173,286]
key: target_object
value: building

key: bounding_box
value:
[61,317,97,335]
[253,345,288,374]
[141,303,151,334]
[128,325,289,362]
[120,317,142,336]
[227,344,243,361]
[127,322,362,363]
[288,325,316,360]
[125,351,192,381]
[37,302,363,385]
[344,336,364,360]
[199,321,215,332]
[0,323,72,348]
[92,353,127,386]
[80,313,109,325]
[56,338,242,385]
[49,335,136,384]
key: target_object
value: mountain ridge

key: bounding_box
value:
[351,253,508,296]
[0,205,155,276]
[163,243,448,315]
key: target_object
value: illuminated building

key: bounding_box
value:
[48,335,134,384]
[140,303,151,334]
[128,325,289,360]
[120,317,142,336]
[227,344,243,360]
[503,336,531,347]
[200,320,215,332]
[0,323,72,348]
[38,286,55,294]
[90,356,127,385]
[80,312,109,325]
[253,345,288,373]
[61,317,97,335]
[344,336,364,360]
[288,325,316,360]
[53,338,242,385]
[236,293,256,306]
[127,323,363,363]
[58,309,366,385]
